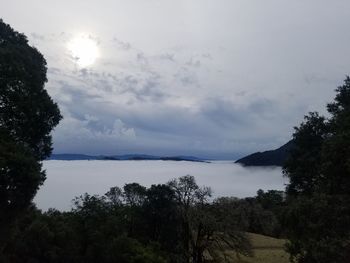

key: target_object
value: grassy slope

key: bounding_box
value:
[232,233,289,263]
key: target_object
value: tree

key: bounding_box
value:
[283,112,327,196]
[0,130,44,250]
[168,175,211,262]
[322,77,350,195]
[283,77,350,263]
[254,189,285,236]
[105,186,123,206]
[0,20,61,161]
[123,183,147,206]
[168,175,251,263]
[144,184,182,262]
[3,200,167,263]
[284,194,350,263]
[0,19,61,250]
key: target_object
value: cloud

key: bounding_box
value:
[30,32,45,41]
[174,67,199,87]
[42,33,316,158]
[186,57,201,68]
[4,0,349,158]
[53,107,136,154]
[136,52,149,65]
[158,53,175,62]
[112,37,132,50]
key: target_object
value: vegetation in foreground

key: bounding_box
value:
[282,77,350,262]
[1,18,350,262]
[1,176,287,263]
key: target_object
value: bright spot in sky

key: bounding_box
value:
[67,34,99,67]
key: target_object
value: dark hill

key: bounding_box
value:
[48,154,96,160]
[235,140,295,167]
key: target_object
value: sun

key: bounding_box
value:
[68,34,99,67]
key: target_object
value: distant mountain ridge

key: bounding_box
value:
[235,140,295,167]
[48,154,208,163]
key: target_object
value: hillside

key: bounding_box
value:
[232,233,289,263]
[235,140,294,167]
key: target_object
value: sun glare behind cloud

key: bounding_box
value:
[68,34,99,67]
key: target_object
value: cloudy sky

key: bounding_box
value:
[2,0,350,159]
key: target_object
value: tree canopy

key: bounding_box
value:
[0,19,61,161]
[283,76,350,263]
[1,177,256,263]
[0,19,62,250]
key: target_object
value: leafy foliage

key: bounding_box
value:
[283,77,350,263]
[0,19,61,161]
[1,177,255,263]
[0,19,61,251]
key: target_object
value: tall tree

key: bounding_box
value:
[168,175,251,263]
[0,19,61,250]
[283,77,350,263]
[168,175,211,262]
[283,112,327,196]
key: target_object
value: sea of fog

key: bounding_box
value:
[34,160,287,211]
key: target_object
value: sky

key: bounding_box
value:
[1,0,350,159]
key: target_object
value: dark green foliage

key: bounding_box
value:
[0,130,43,215]
[197,200,253,262]
[3,206,166,263]
[254,189,285,237]
[1,178,254,263]
[144,184,182,260]
[283,77,350,262]
[0,130,44,249]
[256,189,284,212]
[284,194,350,263]
[0,19,61,161]
[0,20,61,252]
[215,194,283,238]
[168,175,251,263]
[322,77,350,195]
[168,175,212,262]
[123,183,147,206]
[283,112,327,196]
[105,186,123,206]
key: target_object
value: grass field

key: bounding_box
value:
[231,233,290,263]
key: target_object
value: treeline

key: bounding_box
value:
[0,175,286,263]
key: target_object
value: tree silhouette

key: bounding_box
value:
[0,19,61,250]
[283,77,350,263]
